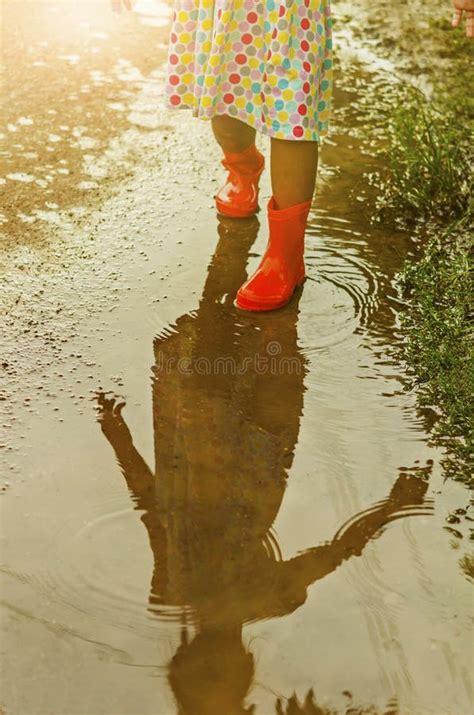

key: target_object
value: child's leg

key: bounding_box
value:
[211,115,256,153]
[235,138,318,311]
[212,115,264,219]
[270,138,319,210]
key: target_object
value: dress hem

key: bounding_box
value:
[164,101,328,143]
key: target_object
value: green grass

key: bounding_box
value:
[378,88,473,485]
[379,88,472,222]
[397,220,473,484]
[426,15,474,122]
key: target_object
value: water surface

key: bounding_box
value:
[1,3,472,714]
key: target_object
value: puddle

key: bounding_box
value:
[1,3,472,715]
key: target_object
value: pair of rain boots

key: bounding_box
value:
[215,143,312,312]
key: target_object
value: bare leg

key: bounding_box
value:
[270,137,318,209]
[211,114,256,153]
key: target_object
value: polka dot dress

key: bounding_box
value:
[166,0,333,142]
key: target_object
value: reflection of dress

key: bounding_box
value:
[149,217,308,624]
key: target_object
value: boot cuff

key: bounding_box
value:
[267,196,312,220]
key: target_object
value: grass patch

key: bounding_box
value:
[378,87,473,484]
[397,221,473,484]
[378,88,472,223]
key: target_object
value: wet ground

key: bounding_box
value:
[1,2,473,714]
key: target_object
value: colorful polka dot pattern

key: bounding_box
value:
[166,0,333,141]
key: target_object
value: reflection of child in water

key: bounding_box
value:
[97,215,433,714]
[98,389,431,715]
[111,0,472,315]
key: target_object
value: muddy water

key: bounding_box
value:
[1,3,473,715]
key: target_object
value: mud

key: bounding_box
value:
[1,2,473,715]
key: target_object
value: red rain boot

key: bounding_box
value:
[216,143,265,218]
[235,196,312,312]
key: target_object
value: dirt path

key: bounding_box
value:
[1,3,472,714]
